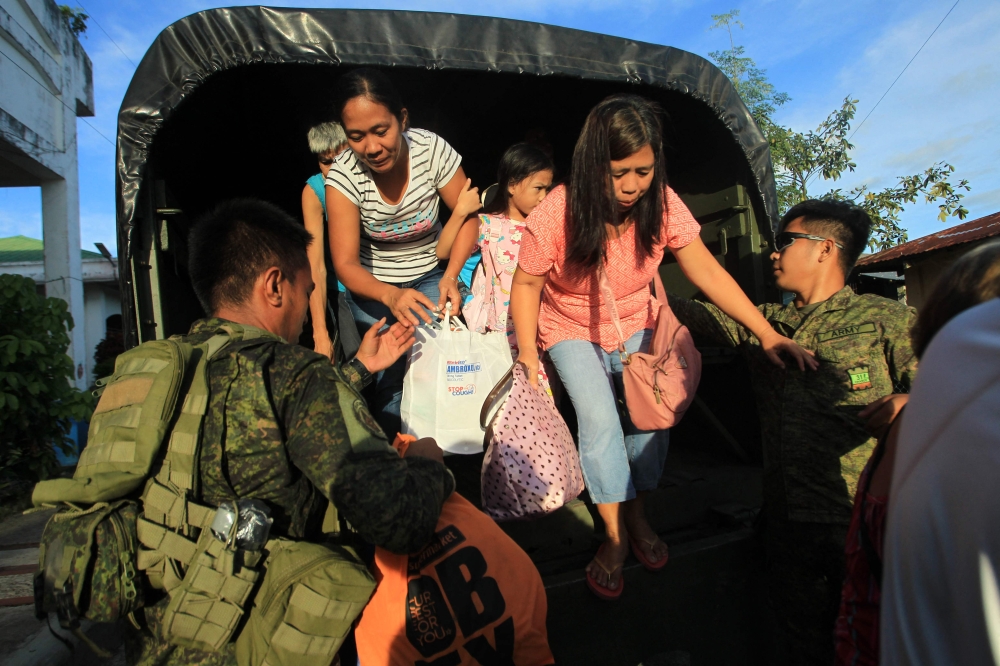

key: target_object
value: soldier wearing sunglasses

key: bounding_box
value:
[669,199,917,665]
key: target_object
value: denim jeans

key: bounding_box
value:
[344,266,444,440]
[546,329,669,504]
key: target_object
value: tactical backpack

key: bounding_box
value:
[32,323,375,664]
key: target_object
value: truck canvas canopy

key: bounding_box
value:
[116,6,778,346]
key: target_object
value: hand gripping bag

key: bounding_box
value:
[401,310,511,454]
[599,267,702,430]
[479,363,585,520]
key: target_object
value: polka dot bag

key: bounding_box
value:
[479,362,585,521]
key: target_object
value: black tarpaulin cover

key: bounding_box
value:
[116,7,777,338]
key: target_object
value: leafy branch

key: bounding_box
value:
[827,162,971,250]
[707,10,971,252]
[58,5,88,37]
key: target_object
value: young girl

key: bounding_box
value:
[510,94,816,601]
[458,144,554,382]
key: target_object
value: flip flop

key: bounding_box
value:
[628,535,669,572]
[585,543,625,601]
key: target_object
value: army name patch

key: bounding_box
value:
[817,322,876,343]
[847,366,872,391]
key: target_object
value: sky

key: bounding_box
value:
[1,0,998,256]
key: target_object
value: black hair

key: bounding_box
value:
[189,199,312,314]
[779,199,873,276]
[482,143,555,216]
[332,67,406,125]
[567,94,665,269]
[910,239,1000,358]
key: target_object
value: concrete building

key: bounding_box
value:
[0,0,95,389]
[0,234,120,387]
[855,210,1000,309]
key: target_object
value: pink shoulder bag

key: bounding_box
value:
[479,363,584,521]
[598,267,702,430]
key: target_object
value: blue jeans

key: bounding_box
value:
[344,266,444,440]
[546,329,669,504]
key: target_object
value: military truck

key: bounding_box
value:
[116,8,780,663]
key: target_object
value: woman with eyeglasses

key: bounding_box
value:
[509,94,817,601]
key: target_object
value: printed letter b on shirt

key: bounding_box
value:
[434,546,507,638]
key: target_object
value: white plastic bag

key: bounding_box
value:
[401,311,512,454]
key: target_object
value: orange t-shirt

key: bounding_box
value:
[517,184,700,352]
[355,493,555,666]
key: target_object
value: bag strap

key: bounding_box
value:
[650,271,668,307]
[466,215,501,333]
[597,265,633,363]
[598,265,668,360]
[480,363,516,429]
[155,323,277,501]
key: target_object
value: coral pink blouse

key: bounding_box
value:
[517,184,700,352]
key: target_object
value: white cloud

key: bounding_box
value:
[764,0,1000,239]
[55,0,1000,251]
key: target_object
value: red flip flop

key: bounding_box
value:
[629,535,669,572]
[586,543,624,601]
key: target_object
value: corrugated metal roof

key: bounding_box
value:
[857,211,1000,270]
[0,235,103,264]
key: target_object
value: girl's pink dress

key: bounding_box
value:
[465,213,550,390]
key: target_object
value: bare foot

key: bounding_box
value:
[625,515,669,565]
[585,538,629,591]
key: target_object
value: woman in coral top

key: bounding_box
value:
[510,94,817,601]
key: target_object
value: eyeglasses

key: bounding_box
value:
[774,231,844,252]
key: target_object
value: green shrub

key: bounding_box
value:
[0,274,95,482]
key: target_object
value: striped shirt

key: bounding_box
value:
[325,128,461,283]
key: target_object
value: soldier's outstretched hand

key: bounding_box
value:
[355,317,416,374]
[758,329,819,371]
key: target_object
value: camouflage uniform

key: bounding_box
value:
[125,318,455,666]
[669,287,917,665]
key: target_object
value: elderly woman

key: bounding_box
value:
[302,122,356,360]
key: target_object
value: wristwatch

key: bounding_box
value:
[347,356,374,390]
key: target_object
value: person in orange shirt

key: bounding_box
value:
[355,435,555,666]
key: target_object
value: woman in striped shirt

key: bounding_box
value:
[326,68,482,439]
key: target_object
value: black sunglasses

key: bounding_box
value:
[774,231,844,252]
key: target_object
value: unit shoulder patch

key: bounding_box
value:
[353,398,386,438]
[817,322,877,343]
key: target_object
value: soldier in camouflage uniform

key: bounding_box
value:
[669,199,916,664]
[125,199,455,666]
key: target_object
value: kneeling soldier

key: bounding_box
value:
[125,199,454,665]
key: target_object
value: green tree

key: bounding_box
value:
[0,274,95,482]
[709,10,790,135]
[58,5,88,37]
[709,10,971,251]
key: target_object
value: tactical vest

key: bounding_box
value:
[32,323,375,664]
